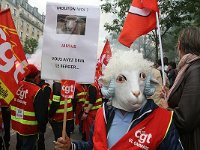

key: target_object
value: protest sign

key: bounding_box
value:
[41,2,100,83]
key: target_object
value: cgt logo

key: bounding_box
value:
[135,127,152,144]
[62,85,74,95]
[16,88,28,99]
[0,28,27,84]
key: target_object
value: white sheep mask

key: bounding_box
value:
[103,50,153,112]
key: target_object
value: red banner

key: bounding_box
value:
[0,9,28,104]
[61,80,76,99]
[95,39,112,82]
[118,0,159,48]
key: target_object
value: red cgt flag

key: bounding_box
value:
[118,0,159,48]
[0,9,29,105]
[95,39,112,82]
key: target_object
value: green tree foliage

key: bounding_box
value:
[23,38,38,54]
[101,0,131,34]
[101,0,200,35]
[101,0,200,61]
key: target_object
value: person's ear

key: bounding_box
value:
[177,41,181,51]
[177,41,183,59]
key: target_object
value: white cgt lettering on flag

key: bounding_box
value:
[0,28,27,84]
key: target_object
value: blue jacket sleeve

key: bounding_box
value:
[157,121,183,150]
[100,78,115,99]
[72,124,94,150]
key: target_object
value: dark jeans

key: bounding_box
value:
[0,107,11,150]
[49,119,74,140]
[37,133,45,150]
[16,133,37,150]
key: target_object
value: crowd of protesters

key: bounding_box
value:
[0,26,200,150]
[0,64,103,150]
[55,26,200,150]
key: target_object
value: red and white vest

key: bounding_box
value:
[76,83,87,106]
[10,81,40,135]
[0,99,9,107]
[50,95,74,122]
[83,84,102,111]
[93,107,173,150]
[75,84,87,125]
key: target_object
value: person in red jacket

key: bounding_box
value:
[74,83,87,126]
[10,64,45,150]
[81,83,102,141]
[73,84,88,139]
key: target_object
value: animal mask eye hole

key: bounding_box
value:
[139,72,146,79]
[116,74,127,83]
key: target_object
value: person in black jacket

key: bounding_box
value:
[48,81,62,140]
[36,71,51,150]
[166,61,177,88]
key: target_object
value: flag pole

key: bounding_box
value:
[156,12,166,86]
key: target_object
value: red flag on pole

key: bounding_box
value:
[99,39,112,66]
[0,9,28,105]
[95,39,112,82]
[118,0,159,48]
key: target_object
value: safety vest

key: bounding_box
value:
[93,107,173,150]
[76,83,87,104]
[75,84,87,125]
[10,81,40,135]
[49,94,74,122]
[83,84,102,111]
[0,99,9,107]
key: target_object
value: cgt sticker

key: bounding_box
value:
[61,80,76,99]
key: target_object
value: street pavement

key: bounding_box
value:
[10,123,82,150]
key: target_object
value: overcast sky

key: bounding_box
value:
[28,0,101,14]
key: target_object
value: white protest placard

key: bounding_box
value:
[41,2,100,83]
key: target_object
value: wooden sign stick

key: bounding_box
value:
[61,79,76,139]
[62,99,68,139]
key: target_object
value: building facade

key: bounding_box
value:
[0,0,45,45]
